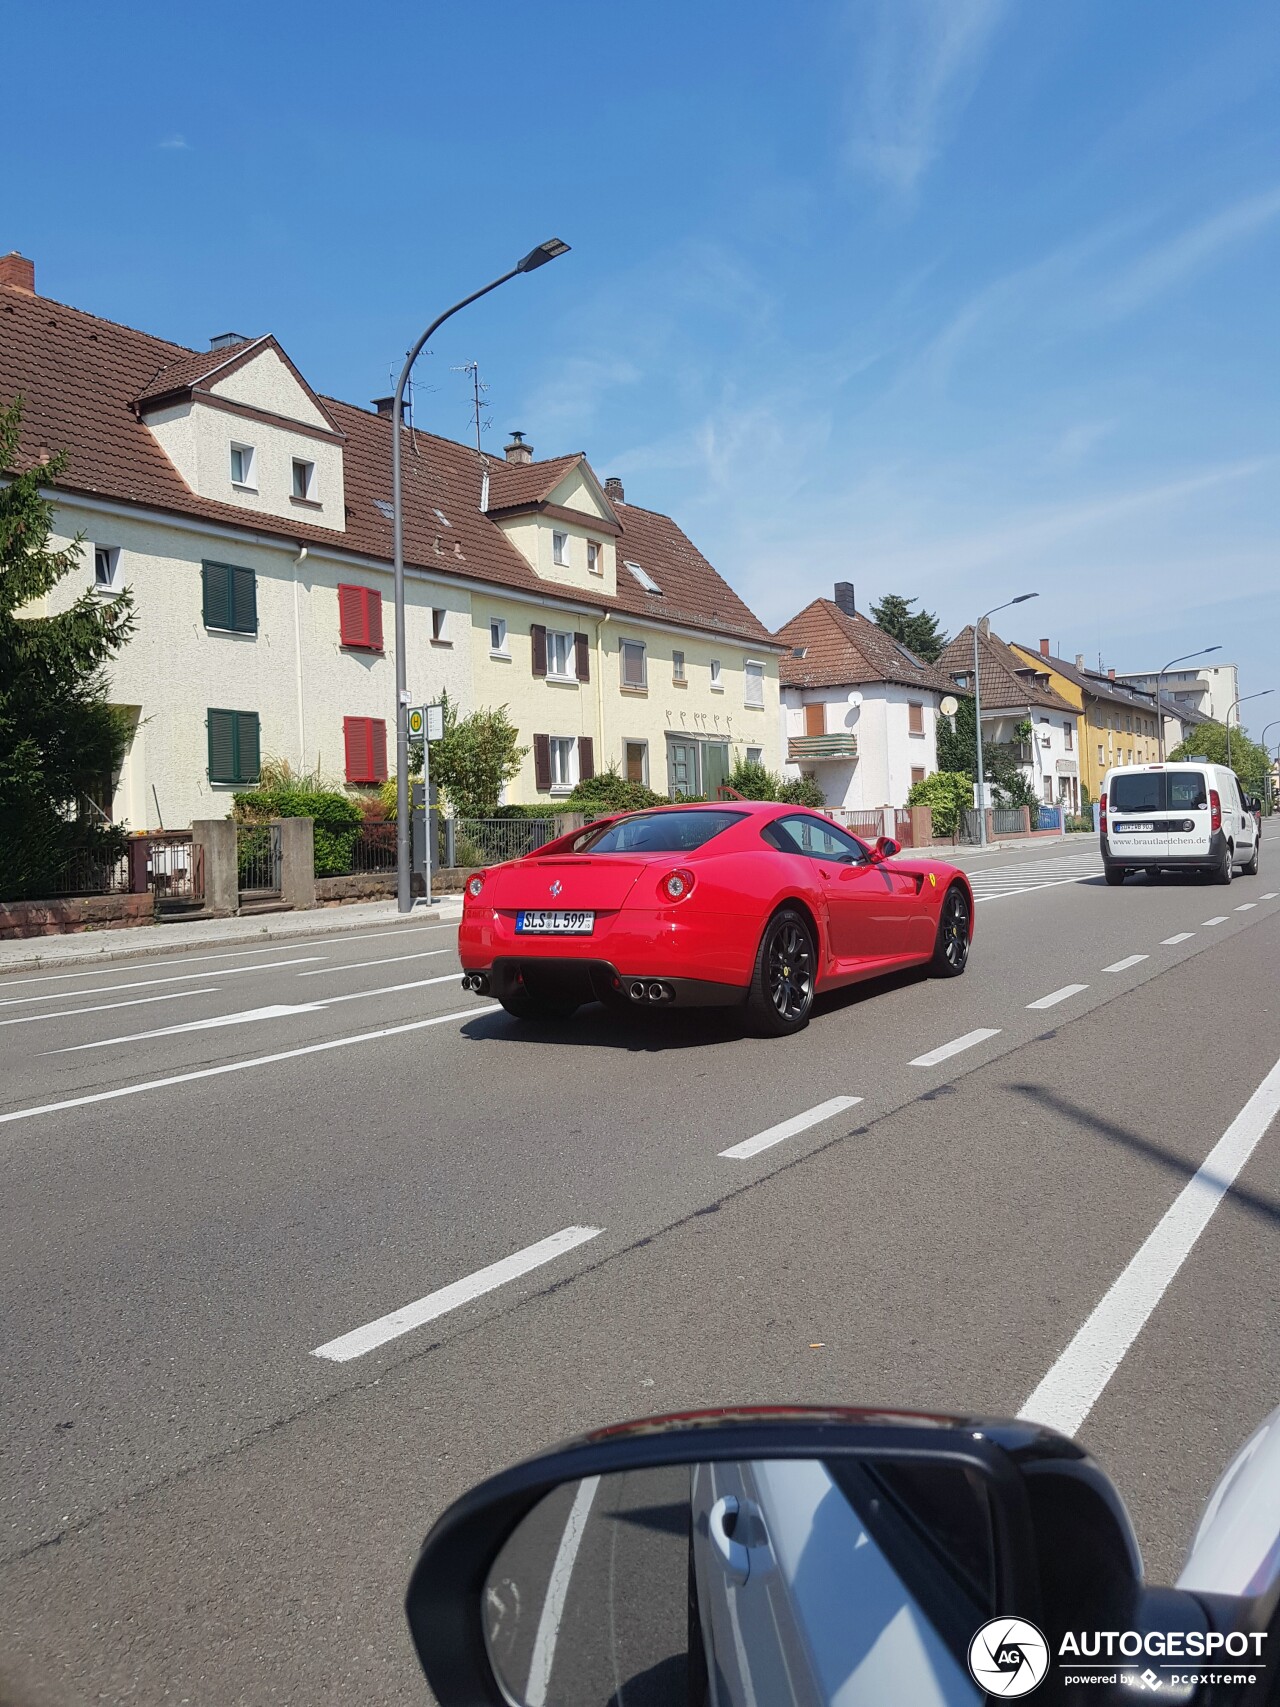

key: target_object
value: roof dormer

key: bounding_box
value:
[135,335,347,531]
[485,449,621,593]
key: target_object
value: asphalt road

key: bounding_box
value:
[1,836,1278,1704]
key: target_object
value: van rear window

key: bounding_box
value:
[1109,771,1208,812]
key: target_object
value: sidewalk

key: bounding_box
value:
[0,893,463,977]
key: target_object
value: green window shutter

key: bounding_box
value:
[232,565,258,634]
[236,711,261,782]
[208,708,236,782]
[203,561,232,630]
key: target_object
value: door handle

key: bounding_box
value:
[708,1495,751,1586]
[818,867,831,879]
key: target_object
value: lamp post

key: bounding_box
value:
[1225,689,1273,771]
[1154,647,1220,762]
[391,239,571,912]
[972,593,1038,847]
[1261,721,1280,814]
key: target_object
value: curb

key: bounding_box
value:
[0,904,445,977]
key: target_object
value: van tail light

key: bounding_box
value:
[1099,791,1107,834]
[661,868,695,902]
[1210,790,1221,833]
[467,872,486,898]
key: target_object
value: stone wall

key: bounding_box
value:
[0,893,156,939]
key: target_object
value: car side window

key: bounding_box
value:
[767,813,869,864]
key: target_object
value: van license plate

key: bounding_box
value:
[1116,821,1154,832]
[516,910,595,934]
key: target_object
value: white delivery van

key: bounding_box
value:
[1101,762,1259,885]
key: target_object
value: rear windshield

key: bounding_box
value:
[577,809,745,854]
[1109,771,1209,812]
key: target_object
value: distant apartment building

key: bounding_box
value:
[1115,662,1239,725]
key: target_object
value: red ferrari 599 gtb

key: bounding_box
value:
[459,801,974,1036]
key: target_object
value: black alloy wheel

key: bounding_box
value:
[931,883,971,977]
[746,908,816,1036]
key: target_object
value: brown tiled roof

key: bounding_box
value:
[937,624,1076,713]
[1010,645,1165,718]
[133,337,265,406]
[485,453,584,510]
[774,599,954,692]
[0,280,775,646]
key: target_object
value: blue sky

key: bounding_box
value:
[9,1,1279,731]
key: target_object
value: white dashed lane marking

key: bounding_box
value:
[1104,956,1148,973]
[1027,984,1088,1011]
[910,1029,1001,1068]
[720,1095,863,1160]
[1202,917,1228,926]
[1162,933,1195,945]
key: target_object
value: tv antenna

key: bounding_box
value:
[452,361,490,458]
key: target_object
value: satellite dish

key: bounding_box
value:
[940,695,959,716]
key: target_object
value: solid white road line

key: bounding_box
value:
[296,950,450,976]
[50,1004,327,1052]
[319,973,467,1004]
[525,1475,601,1707]
[720,1095,863,1160]
[0,958,324,1008]
[0,1006,499,1128]
[0,988,221,1028]
[910,1029,1001,1068]
[1162,933,1195,945]
[1027,984,1088,1010]
[311,1225,603,1363]
[1020,1051,1280,1436]
[1104,955,1148,973]
[1235,903,1257,912]
[1202,917,1229,926]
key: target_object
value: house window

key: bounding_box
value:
[908,702,924,736]
[911,766,926,787]
[1044,779,1053,804]
[207,708,260,785]
[550,736,575,790]
[587,540,603,576]
[337,584,383,650]
[744,660,765,708]
[672,649,686,683]
[547,629,575,679]
[343,716,389,783]
[710,658,723,691]
[552,530,570,567]
[954,673,969,689]
[746,747,763,765]
[489,617,508,655]
[620,639,647,690]
[1098,745,1104,765]
[94,545,120,591]
[804,702,825,737]
[625,740,648,785]
[624,559,662,594]
[1064,720,1073,750]
[202,560,258,635]
[291,458,316,501]
[432,607,448,643]
[229,443,255,488]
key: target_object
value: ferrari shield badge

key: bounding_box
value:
[928,872,937,887]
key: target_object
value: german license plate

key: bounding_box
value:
[1116,821,1154,832]
[515,910,594,934]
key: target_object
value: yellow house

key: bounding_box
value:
[474,441,781,803]
[1010,642,1162,806]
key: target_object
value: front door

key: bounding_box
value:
[667,739,699,798]
[703,741,730,797]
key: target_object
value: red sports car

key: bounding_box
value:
[459,801,973,1035]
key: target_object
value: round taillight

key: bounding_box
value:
[467,874,485,897]
[663,868,694,900]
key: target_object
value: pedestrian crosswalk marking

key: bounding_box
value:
[968,851,1102,902]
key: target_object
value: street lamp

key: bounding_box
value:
[1262,721,1280,813]
[972,593,1038,847]
[1154,647,1220,762]
[1225,689,1273,770]
[391,239,571,912]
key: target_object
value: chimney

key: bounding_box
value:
[604,475,625,505]
[372,396,395,417]
[834,581,856,617]
[1039,638,1051,658]
[504,430,533,466]
[0,251,35,292]
[1075,653,1085,669]
[209,331,248,351]
[1108,668,1116,681]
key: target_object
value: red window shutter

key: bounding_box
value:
[533,733,551,791]
[578,735,594,781]
[574,632,590,682]
[343,716,366,781]
[370,719,388,780]
[338,584,365,647]
[531,624,548,678]
[366,589,384,651]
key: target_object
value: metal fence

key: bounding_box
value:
[992,808,1026,836]
[140,833,203,900]
[826,808,885,839]
[1037,804,1064,832]
[959,808,985,843]
[46,848,131,897]
[893,808,915,848]
[452,817,559,866]
[237,822,282,896]
[350,822,397,873]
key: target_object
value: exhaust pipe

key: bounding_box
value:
[629,981,647,1001]
[461,973,491,995]
[647,982,671,1003]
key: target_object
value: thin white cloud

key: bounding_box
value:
[158,134,190,150]
[1096,185,1280,319]
[845,0,1009,193]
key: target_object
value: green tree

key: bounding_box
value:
[1169,721,1271,802]
[428,691,529,817]
[0,398,136,900]
[776,774,826,807]
[869,593,950,663]
[936,694,976,773]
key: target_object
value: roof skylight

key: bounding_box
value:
[373,499,394,520]
[624,560,662,595]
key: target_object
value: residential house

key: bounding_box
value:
[0,251,780,828]
[936,623,1077,808]
[775,584,954,810]
[1115,662,1239,726]
[1009,642,1163,808]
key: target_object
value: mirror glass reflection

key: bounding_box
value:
[483,1456,996,1706]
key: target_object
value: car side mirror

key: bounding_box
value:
[404,1406,1186,1706]
[871,836,900,862]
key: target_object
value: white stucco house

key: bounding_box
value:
[937,622,1078,809]
[775,585,954,811]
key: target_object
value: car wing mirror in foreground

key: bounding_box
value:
[871,836,901,862]
[405,1405,1278,1706]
